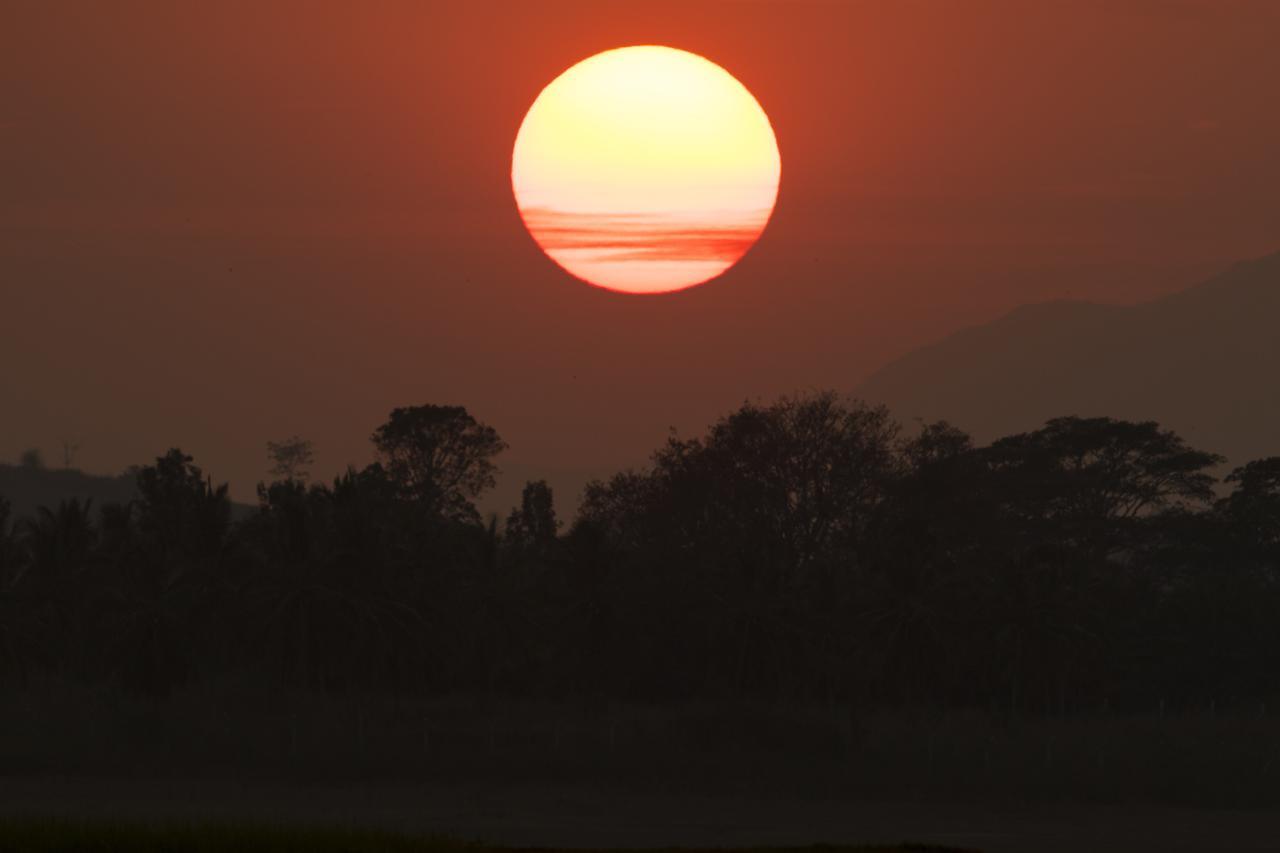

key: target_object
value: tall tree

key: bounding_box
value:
[371,405,506,524]
[505,479,559,555]
[21,499,96,586]
[1220,457,1280,547]
[655,392,899,576]
[985,417,1223,556]
[135,449,232,561]
[0,496,39,685]
[0,497,18,580]
[265,436,315,484]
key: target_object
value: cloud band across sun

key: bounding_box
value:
[512,46,780,294]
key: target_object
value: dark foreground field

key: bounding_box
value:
[5,689,1280,852]
[3,778,1280,853]
[0,823,968,853]
[0,819,960,853]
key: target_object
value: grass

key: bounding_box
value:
[0,819,972,853]
[5,678,1280,807]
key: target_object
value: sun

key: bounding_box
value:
[512,46,781,295]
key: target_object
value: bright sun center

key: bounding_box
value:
[512,46,781,295]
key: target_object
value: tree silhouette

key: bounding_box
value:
[21,499,96,590]
[985,417,1224,558]
[240,470,428,692]
[505,479,559,557]
[0,496,40,684]
[106,450,233,697]
[1220,457,1280,552]
[266,436,315,484]
[134,449,229,557]
[3,397,1280,716]
[371,405,506,525]
[0,497,20,580]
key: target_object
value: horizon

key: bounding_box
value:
[6,1,1280,509]
[7,244,1276,517]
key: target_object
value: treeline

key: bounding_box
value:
[2,393,1278,714]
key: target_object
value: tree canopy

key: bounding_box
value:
[371,405,507,524]
[1,395,1277,715]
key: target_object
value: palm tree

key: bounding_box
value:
[21,499,96,587]
[0,497,39,685]
[13,500,98,676]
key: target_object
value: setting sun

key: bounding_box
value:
[512,46,781,294]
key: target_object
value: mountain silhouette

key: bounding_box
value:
[0,463,256,524]
[858,249,1280,466]
[0,464,138,524]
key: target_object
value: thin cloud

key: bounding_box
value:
[522,207,770,264]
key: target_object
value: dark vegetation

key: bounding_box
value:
[0,462,137,530]
[3,395,1280,804]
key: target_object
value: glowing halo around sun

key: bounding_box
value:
[512,46,781,294]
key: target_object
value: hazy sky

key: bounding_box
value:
[4,0,1280,511]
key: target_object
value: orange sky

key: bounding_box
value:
[4,0,1280,511]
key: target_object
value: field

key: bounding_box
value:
[0,820,969,853]
[5,683,1280,852]
[5,783,1280,853]
[4,680,1280,807]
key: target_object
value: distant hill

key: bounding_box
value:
[0,459,587,530]
[0,464,138,524]
[858,249,1280,467]
[0,464,257,526]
